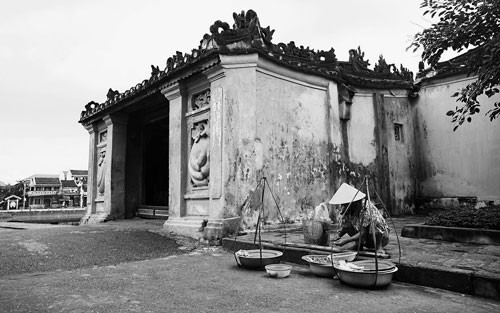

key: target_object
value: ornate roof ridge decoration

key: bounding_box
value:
[416,48,478,81]
[372,55,414,82]
[209,10,339,73]
[79,9,415,123]
[348,46,371,72]
[339,48,413,82]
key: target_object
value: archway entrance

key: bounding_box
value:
[143,117,169,207]
[124,94,170,220]
[134,115,169,219]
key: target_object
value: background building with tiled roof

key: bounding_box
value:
[60,170,88,208]
[25,174,61,209]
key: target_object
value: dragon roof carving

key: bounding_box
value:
[80,10,414,123]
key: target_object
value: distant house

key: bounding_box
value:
[60,170,88,183]
[60,170,88,207]
[0,181,7,190]
[60,180,79,207]
[25,175,60,209]
[4,195,21,210]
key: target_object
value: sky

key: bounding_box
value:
[0,0,437,185]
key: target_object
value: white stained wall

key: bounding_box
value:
[416,75,500,202]
[219,54,339,222]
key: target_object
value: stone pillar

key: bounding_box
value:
[161,83,199,236]
[103,114,128,220]
[206,68,225,214]
[80,114,128,224]
[202,67,239,242]
[162,83,186,220]
[81,124,98,221]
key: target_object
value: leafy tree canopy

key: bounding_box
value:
[0,182,25,208]
[410,0,500,130]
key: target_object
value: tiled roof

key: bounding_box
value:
[34,177,60,185]
[416,48,477,81]
[4,195,21,200]
[61,180,77,188]
[79,10,415,124]
[70,170,88,176]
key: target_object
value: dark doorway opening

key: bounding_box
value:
[143,117,169,207]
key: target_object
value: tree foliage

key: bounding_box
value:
[0,182,25,209]
[410,0,500,130]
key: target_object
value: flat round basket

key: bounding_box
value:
[234,249,283,270]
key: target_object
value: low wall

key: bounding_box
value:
[0,208,86,224]
[401,224,500,246]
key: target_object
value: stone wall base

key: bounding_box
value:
[163,217,207,239]
[204,216,241,242]
[163,216,241,243]
[80,213,110,225]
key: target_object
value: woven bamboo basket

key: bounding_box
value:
[302,220,330,246]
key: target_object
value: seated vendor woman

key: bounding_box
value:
[329,183,390,252]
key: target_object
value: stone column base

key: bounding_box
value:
[203,216,241,242]
[80,213,110,225]
[163,217,207,239]
[163,216,242,243]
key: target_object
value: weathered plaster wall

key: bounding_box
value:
[218,56,258,223]
[348,94,377,166]
[333,92,380,208]
[254,71,331,221]
[347,91,417,214]
[219,54,339,227]
[383,95,417,214]
[416,76,500,202]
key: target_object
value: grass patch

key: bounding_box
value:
[425,205,500,230]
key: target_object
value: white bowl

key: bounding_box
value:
[265,264,292,278]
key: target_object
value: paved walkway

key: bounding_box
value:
[2,217,499,300]
[223,216,500,300]
[1,218,499,312]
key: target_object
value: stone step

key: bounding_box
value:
[137,206,169,220]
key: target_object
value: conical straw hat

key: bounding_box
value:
[328,183,366,205]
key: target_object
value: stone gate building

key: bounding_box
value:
[78,10,500,240]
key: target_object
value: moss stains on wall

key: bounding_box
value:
[225,136,381,228]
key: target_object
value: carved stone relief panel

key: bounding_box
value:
[96,129,108,197]
[188,120,210,187]
[96,146,107,196]
[185,88,211,194]
[191,89,211,112]
[99,130,108,143]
